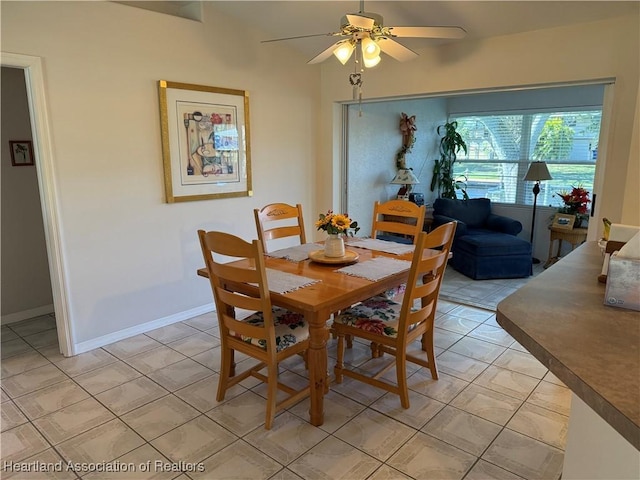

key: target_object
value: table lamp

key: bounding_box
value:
[524,161,553,263]
[391,168,419,200]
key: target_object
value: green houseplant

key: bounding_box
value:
[430,121,469,199]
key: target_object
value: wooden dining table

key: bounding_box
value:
[197,242,421,427]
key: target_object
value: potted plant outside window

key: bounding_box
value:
[430,121,469,200]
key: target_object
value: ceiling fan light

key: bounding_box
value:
[333,42,355,65]
[361,37,381,60]
[363,54,381,68]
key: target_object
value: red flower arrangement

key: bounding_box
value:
[556,185,591,228]
[556,185,591,215]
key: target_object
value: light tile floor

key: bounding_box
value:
[1,266,569,480]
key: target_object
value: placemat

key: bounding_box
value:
[337,257,412,282]
[346,237,415,255]
[266,268,319,294]
[266,243,322,262]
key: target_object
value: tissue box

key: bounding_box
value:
[604,255,640,311]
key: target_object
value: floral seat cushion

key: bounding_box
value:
[231,307,309,352]
[333,296,416,338]
[381,284,406,301]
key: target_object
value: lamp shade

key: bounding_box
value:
[523,161,553,181]
[333,41,355,65]
[390,169,420,185]
[361,37,381,60]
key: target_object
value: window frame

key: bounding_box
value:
[450,108,602,208]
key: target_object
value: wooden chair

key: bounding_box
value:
[254,203,306,252]
[198,230,310,429]
[371,200,426,245]
[368,221,457,358]
[370,199,426,303]
[332,222,456,408]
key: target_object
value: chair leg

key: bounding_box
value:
[396,352,410,409]
[331,330,352,348]
[229,349,236,377]
[370,342,384,358]
[422,332,439,380]
[217,345,233,402]
[334,334,345,383]
[346,334,353,349]
[265,361,279,430]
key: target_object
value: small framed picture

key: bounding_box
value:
[552,213,576,230]
[9,140,34,166]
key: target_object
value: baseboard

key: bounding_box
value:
[71,303,215,355]
[439,294,497,312]
[1,304,55,325]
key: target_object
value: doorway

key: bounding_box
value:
[1,53,73,356]
[1,66,54,327]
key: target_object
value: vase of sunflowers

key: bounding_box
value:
[316,211,359,257]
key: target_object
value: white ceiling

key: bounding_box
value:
[120,1,639,61]
[212,1,639,59]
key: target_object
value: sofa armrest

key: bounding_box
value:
[486,214,522,236]
[434,214,467,237]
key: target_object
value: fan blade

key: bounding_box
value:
[346,13,375,30]
[308,41,343,64]
[262,32,341,43]
[377,38,418,62]
[388,26,467,39]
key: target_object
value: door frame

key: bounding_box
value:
[2,52,74,356]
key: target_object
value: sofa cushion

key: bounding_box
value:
[434,198,491,228]
[376,234,414,245]
[455,233,532,256]
[451,247,532,280]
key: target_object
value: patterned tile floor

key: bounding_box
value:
[0,266,568,480]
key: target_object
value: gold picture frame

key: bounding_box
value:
[551,213,576,230]
[158,80,252,203]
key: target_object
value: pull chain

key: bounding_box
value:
[348,43,364,116]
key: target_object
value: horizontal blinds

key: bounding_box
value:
[451,110,601,206]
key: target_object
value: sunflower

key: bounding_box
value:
[316,210,359,236]
[331,214,352,232]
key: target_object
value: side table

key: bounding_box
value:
[544,227,588,269]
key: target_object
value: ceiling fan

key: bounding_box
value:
[261,1,467,68]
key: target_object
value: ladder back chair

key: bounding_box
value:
[254,203,307,252]
[332,222,456,409]
[198,230,310,429]
[371,199,426,245]
[369,221,457,357]
[370,199,426,303]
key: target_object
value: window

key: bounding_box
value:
[452,110,602,209]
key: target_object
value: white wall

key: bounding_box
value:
[1,1,319,348]
[622,91,640,226]
[1,67,53,321]
[318,15,640,239]
[346,98,445,235]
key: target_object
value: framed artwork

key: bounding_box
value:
[158,80,252,203]
[552,213,576,230]
[9,140,34,166]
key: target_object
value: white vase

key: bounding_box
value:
[324,234,345,258]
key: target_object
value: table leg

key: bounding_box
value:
[544,238,556,268]
[307,310,329,426]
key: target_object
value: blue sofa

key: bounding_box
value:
[432,198,532,280]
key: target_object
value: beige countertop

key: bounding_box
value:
[497,241,639,450]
